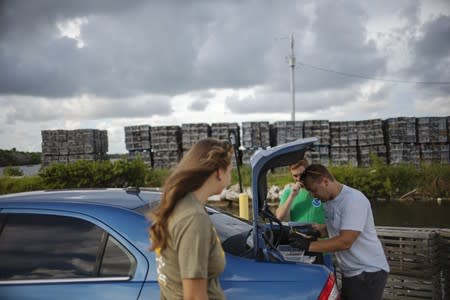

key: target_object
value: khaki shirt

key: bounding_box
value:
[156,193,226,300]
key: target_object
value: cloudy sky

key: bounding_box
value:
[1,0,449,153]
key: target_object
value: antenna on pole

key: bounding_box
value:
[289,33,296,121]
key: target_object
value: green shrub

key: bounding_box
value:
[232,166,252,188]
[0,176,44,195]
[2,166,24,177]
[145,168,170,187]
[39,159,148,189]
[1,158,449,200]
[418,163,450,197]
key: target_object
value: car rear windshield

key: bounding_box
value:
[133,203,251,243]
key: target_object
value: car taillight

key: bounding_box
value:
[318,273,341,300]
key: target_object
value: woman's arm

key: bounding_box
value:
[183,278,208,300]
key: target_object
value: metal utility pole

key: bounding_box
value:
[289,33,296,121]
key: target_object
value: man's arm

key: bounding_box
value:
[276,182,301,220]
[312,223,328,238]
[308,230,360,252]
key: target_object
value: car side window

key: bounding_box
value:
[0,214,5,232]
[0,213,135,281]
[100,235,136,277]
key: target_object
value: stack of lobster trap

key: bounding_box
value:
[41,129,108,166]
[210,122,241,166]
[241,122,270,165]
[329,121,358,167]
[151,126,182,169]
[356,119,387,167]
[303,120,330,165]
[440,229,450,300]
[384,117,419,165]
[376,227,443,300]
[271,121,304,146]
[181,123,211,156]
[329,119,388,167]
[124,125,152,166]
[416,117,449,164]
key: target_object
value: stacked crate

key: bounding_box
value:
[41,130,68,165]
[124,125,152,166]
[416,117,449,164]
[242,122,270,149]
[303,120,330,146]
[211,122,240,146]
[241,148,258,165]
[242,122,270,165]
[448,116,450,145]
[329,146,358,167]
[377,227,442,300]
[419,143,449,164]
[303,120,330,165]
[358,145,387,167]
[305,145,330,166]
[41,129,108,166]
[270,121,304,146]
[151,126,181,169]
[329,121,358,167]
[181,123,211,156]
[128,150,152,166]
[356,119,387,167]
[440,229,450,300]
[210,122,241,166]
[125,125,151,151]
[384,117,418,165]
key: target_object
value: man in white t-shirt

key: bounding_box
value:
[290,164,389,300]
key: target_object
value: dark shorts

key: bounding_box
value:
[341,270,388,300]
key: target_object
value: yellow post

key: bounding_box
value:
[239,193,249,220]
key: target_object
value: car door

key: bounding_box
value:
[0,209,148,300]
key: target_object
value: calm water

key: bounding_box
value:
[0,164,41,176]
[225,200,450,228]
[372,201,450,228]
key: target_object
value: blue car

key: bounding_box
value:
[0,138,340,299]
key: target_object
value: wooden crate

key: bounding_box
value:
[324,227,448,299]
[377,227,441,278]
[440,229,450,300]
[376,227,443,299]
[383,273,442,300]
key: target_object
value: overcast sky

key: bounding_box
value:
[1,0,449,154]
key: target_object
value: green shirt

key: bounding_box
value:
[280,186,325,223]
[156,193,226,300]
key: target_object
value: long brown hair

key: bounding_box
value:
[149,138,232,251]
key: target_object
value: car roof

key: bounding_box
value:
[0,188,162,210]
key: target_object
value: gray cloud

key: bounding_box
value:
[226,88,358,114]
[406,15,450,94]
[0,1,449,153]
[297,1,387,91]
[1,95,172,124]
[1,0,447,102]
[0,1,331,99]
[189,99,210,111]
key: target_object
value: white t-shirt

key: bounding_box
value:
[324,185,390,277]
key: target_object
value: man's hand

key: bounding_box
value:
[312,223,328,238]
[291,181,302,196]
[288,232,312,251]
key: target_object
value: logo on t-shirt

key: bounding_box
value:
[312,198,322,208]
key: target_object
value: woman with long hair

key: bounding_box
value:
[149,138,233,300]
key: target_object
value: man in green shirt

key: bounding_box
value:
[276,159,325,224]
